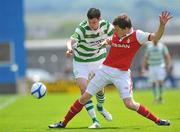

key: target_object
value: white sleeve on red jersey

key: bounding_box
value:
[136,30,151,45]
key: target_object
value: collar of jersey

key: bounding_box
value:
[119,28,134,41]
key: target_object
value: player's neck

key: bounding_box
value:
[118,28,133,38]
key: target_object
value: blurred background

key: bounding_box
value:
[0,0,180,94]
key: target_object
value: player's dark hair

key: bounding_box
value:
[87,8,101,19]
[113,13,132,29]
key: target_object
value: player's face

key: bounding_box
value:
[114,25,128,37]
[88,18,100,30]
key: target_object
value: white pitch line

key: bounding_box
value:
[0,96,18,110]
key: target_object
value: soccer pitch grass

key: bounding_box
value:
[0,89,180,132]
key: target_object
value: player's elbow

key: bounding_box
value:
[149,33,160,43]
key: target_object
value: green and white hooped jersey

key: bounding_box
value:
[145,42,169,67]
[71,19,114,62]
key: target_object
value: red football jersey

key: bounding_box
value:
[103,31,142,71]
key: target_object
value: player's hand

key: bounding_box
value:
[140,68,145,76]
[159,11,173,25]
[166,65,171,73]
[66,49,73,57]
[97,39,111,48]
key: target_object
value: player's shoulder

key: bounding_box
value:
[100,19,108,23]
[146,41,154,48]
[135,29,146,35]
[99,19,111,26]
[158,42,165,47]
[135,29,151,44]
[79,20,88,28]
[159,42,169,52]
[76,20,89,34]
[135,29,146,38]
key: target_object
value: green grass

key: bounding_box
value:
[0,89,180,132]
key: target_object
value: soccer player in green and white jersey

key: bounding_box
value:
[64,8,114,128]
[141,40,171,102]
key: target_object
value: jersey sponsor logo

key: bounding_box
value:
[112,43,130,48]
[89,39,105,46]
[127,38,130,43]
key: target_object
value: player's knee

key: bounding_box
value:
[77,79,88,94]
[79,92,92,105]
[159,81,163,86]
[79,84,87,94]
[80,88,86,94]
[123,98,137,111]
[79,96,88,105]
[124,101,134,110]
[97,89,104,95]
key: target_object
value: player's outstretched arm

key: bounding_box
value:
[66,39,76,57]
[141,55,148,76]
[150,11,173,42]
[165,52,172,72]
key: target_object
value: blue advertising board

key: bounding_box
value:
[0,0,26,84]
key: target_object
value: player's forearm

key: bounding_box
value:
[150,11,172,42]
[166,54,172,68]
[141,61,147,71]
[66,39,76,50]
[141,56,148,71]
[153,24,165,42]
[102,39,109,45]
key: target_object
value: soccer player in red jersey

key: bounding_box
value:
[49,11,172,128]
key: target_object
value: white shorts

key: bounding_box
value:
[148,66,166,82]
[73,59,105,80]
[86,65,133,99]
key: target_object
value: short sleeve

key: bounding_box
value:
[136,30,151,45]
[107,22,114,37]
[70,27,84,42]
